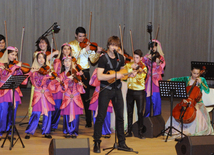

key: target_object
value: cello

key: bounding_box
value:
[172,69,205,124]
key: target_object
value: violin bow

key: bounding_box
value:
[50,30,54,71]
[154,25,160,44]
[119,24,124,54]
[4,21,8,47]
[52,32,58,51]
[129,29,134,57]
[19,27,25,62]
[88,12,92,42]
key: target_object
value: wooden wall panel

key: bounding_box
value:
[0,0,214,82]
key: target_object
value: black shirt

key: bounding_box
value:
[98,53,124,88]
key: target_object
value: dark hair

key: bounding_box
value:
[191,65,201,71]
[59,45,72,61]
[35,36,51,51]
[134,49,143,57]
[61,58,72,73]
[75,27,86,35]
[0,34,5,42]
[107,36,121,49]
[36,52,47,65]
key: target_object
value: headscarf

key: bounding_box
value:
[0,46,18,63]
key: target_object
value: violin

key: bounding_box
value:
[66,69,87,88]
[45,49,59,58]
[8,60,31,74]
[38,65,64,85]
[134,61,147,74]
[124,53,133,64]
[79,38,98,51]
[172,69,205,124]
[71,57,87,80]
[38,65,51,75]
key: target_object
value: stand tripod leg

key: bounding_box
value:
[13,125,25,148]
[1,127,11,148]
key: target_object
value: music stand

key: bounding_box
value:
[1,75,28,150]
[158,80,188,142]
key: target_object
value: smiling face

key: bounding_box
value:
[8,51,17,61]
[37,53,45,66]
[62,45,71,57]
[39,39,48,51]
[75,33,86,43]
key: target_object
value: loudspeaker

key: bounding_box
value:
[49,138,90,155]
[132,115,165,138]
[175,136,214,155]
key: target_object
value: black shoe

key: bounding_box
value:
[118,143,133,151]
[25,134,30,139]
[72,134,77,138]
[64,134,71,138]
[103,134,111,138]
[93,140,101,153]
[85,124,92,128]
[44,134,52,139]
[125,132,132,137]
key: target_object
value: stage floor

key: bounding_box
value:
[0,88,179,155]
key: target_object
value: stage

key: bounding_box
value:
[0,88,181,155]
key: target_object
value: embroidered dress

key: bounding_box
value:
[59,72,85,136]
[25,71,55,135]
[0,64,24,136]
[165,76,213,136]
[142,53,165,117]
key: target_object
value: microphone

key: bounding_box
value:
[113,50,119,62]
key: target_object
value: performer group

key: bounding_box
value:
[0,25,213,153]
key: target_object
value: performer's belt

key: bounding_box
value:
[100,83,122,90]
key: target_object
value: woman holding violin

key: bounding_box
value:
[52,56,85,138]
[50,43,74,131]
[165,65,213,136]
[142,40,165,117]
[69,27,102,128]
[34,36,59,62]
[28,36,60,120]
[25,52,56,139]
[0,46,27,138]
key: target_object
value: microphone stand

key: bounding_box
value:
[175,103,190,142]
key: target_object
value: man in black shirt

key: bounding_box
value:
[93,36,133,153]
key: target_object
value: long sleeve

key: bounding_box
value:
[124,62,147,90]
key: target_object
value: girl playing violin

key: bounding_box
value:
[142,40,165,117]
[52,56,85,138]
[25,52,56,139]
[34,36,59,61]
[51,43,74,131]
[0,46,26,138]
[165,65,213,136]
